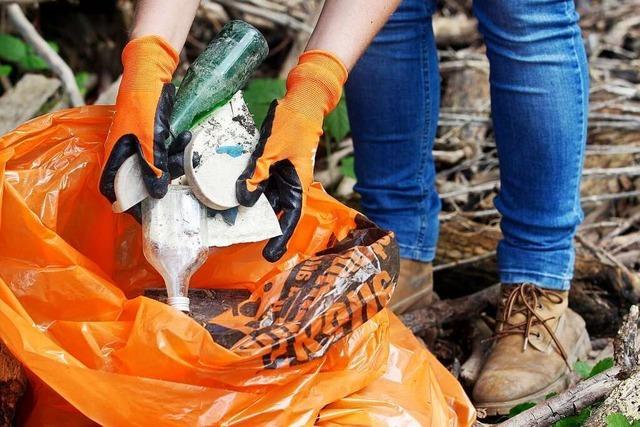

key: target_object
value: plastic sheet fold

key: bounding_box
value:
[0,107,474,426]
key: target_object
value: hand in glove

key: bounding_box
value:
[100,35,191,212]
[236,50,348,262]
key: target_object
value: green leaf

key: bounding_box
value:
[0,64,12,77]
[508,402,536,418]
[574,357,615,380]
[47,41,60,53]
[590,358,614,377]
[323,96,350,142]
[574,360,592,379]
[0,34,28,63]
[340,155,356,179]
[0,34,52,71]
[75,71,91,95]
[23,41,56,70]
[243,78,286,128]
[553,407,591,427]
[22,50,49,70]
[546,392,558,400]
[607,413,632,427]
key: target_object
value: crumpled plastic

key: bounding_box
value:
[0,106,475,426]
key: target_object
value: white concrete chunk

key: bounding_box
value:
[184,91,258,210]
[206,194,280,247]
[112,154,149,213]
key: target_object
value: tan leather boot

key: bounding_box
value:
[389,259,436,314]
[473,284,591,416]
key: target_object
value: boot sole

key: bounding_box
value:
[476,329,591,417]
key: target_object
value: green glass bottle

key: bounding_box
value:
[169,20,268,137]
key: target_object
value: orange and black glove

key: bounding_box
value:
[100,35,191,209]
[236,50,348,262]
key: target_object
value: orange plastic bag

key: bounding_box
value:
[0,107,475,426]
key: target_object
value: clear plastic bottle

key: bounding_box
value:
[142,186,209,312]
[170,20,269,136]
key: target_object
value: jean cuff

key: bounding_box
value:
[398,243,436,263]
[498,241,574,291]
[499,270,571,291]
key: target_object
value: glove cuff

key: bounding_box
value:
[120,35,179,93]
[280,50,348,123]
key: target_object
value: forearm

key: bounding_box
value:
[306,0,401,71]
[130,0,200,52]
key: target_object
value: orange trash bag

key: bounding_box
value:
[0,106,475,426]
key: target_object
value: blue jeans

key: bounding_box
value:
[345,0,589,290]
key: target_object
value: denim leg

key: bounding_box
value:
[473,0,589,290]
[345,0,441,262]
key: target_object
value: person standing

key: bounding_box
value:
[345,0,590,414]
[99,0,590,416]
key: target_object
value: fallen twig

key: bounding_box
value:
[576,234,640,302]
[211,0,313,32]
[585,305,640,425]
[614,305,640,378]
[496,368,621,427]
[460,319,493,387]
[496,306,640,426]
[6,4,84,107]
[399,284,500,335]
[433,251,496,272]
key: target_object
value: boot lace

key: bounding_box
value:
[489,284,569,364]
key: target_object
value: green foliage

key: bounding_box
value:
[574,360,592,379]
[340,155,356,179]
[606,413,640,427]
[243,77,352,143]
[574,357,614,379]
[590,358,615,377]
[553,407,591,427]
[546,392,559,399]
[75,71,91,95]
[0,64,12,77]
[243,78,286,128]
[323,96,350,142]
[508,402,536,418]
[0,34,58,71]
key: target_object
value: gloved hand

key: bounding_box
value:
[100,35,191,211]
[236,50,348,262]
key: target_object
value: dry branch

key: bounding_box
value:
[460,319,493,387]
[614,305,640,376]
[211,0,313,32]
[496,368,621,427]
[6,4,84,107]
[278,0,323,78]
[433,14,479,47]
[398,284,500,335]
[585,305,640,425]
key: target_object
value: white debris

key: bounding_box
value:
[184,91,259,210]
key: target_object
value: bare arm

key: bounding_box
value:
[130,0,200,51]
[306,0,402,71]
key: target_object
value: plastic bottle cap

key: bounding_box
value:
[167,296,190,312]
